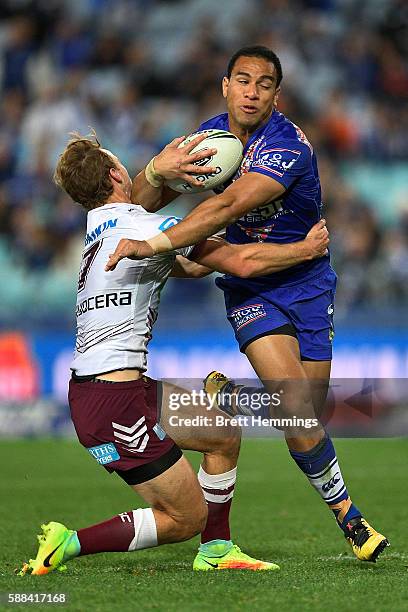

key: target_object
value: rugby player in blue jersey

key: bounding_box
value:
[107,46,389,563]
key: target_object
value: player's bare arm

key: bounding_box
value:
[170,255,213,278]
[107,220,328,274]
[187,220,328,278]
[105,172,286,269]
[163,172,286,249]
[132,133,217,212]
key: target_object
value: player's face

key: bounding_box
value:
[222,56,280,132]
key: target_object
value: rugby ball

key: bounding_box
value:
[166,129,243,194]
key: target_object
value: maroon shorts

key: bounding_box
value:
[68,376,182,485]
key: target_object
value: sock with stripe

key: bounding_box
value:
[289,433,361,532]
[71,508,158,558]
[198,466,236,553]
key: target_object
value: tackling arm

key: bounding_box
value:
[188,221,329,278]
[163,172,286,249]
[168,220,328,279]
[170,255,213,278]
[105,173,287,270]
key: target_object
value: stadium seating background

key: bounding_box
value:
[0,0,407,413]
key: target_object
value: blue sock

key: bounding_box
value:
[289,434,361,531]
[333,504,362,532]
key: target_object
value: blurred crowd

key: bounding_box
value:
[0,0,407,327]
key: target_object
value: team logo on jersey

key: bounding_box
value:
[238,136,265,177]
[293,123,313,151]
[230,304,267,331]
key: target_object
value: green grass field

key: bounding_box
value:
[0,438,407,611]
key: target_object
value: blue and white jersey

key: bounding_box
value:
[198,111,332,290]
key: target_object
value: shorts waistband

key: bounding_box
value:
[70,372,152,390]
[72,373,116,384]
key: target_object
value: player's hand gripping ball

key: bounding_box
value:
[166,129,243,194]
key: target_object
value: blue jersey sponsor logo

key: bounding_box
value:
[85,218,118,246]
[158,216,181,231]
[252,148,301,177]
[239,200,285,224]
[87,442,120,465]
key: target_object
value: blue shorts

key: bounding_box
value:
[220,269,337,361]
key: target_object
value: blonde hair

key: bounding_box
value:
[54,131,115,210]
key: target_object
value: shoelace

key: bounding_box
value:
[349,523,371,548]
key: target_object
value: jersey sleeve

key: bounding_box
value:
[250,140,312,189]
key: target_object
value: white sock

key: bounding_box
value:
[198,466,237,503]
[128,508,158,551]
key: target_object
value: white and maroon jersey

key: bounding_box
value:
[71,203,191,376]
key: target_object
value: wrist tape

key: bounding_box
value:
[146,232,173,254]
[145,157,164,188]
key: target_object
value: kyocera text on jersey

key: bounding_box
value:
[76,291,132,317]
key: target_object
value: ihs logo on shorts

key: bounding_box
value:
[230,304,267,331]
[88,443,120,465]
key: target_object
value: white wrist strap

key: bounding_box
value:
[146,232,173,254]
[145,157,164,188]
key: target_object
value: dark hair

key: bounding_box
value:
[227,45,283,86]
[54,131,115,210]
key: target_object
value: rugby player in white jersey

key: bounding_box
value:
[19,132,329,575]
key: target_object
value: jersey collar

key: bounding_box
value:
[97,202,140,211]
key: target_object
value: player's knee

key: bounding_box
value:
[173,503,208,541]
[221,427,241,456]
[276,382,315,420]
